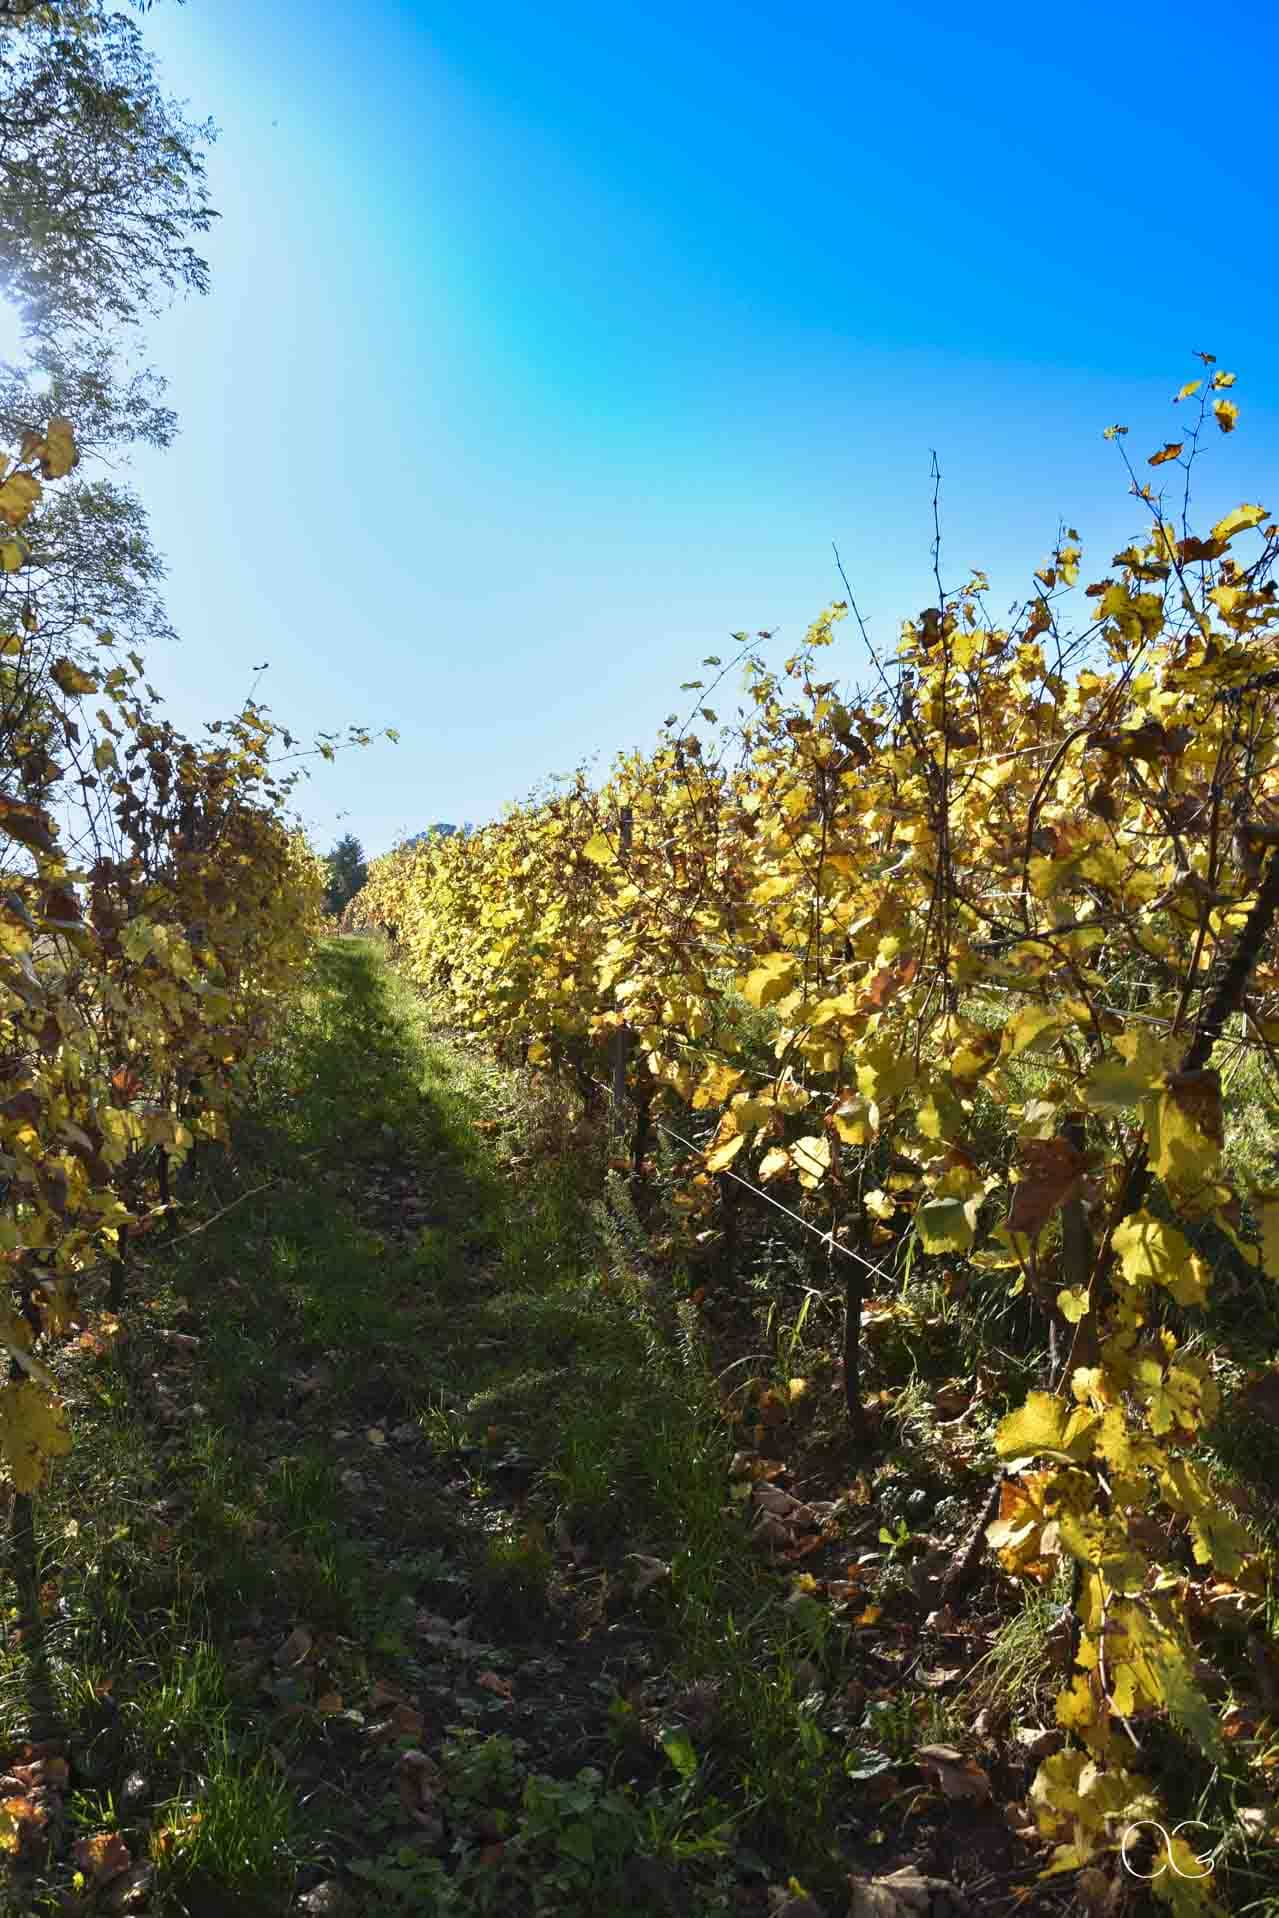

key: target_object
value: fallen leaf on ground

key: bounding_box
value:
[628,1554,670,1595]
[476,1670,513,1700]
[396,1748,443,1829]
[753,1481,814,1523]
[73,1831,132,1884]
[1013,1724,1062,1759]
[752,1511,791,1551]
[15,1756,67,1789]
[415,1610,472,1653]
[274,1625,313,1668]
[767,1882,826,1917]
[848,1867,972,1916]
[0,1795,47,1855]
[369,1702,424,1743]
[368,1680,408,1710]
[102,1863,155,1913]
[298,1881,351,1917]
[916,1744,992,1802]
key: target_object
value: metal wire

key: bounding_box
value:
[590,1068,897,1286]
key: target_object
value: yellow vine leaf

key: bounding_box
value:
[1113,1211,1209,1307]
[995,1391,1099,1464]
[1143,1071,1222,1211]
[831,1098,876,1144]
[774,1076,810,1114]
[1209,503,1268,544]
[791,1134,830,1188]
[1213,397,1239,433]
[916,1194,980,1255]
[985,1472,1061,1581]
[1160,1457,1257,1577]
[1001,1005,1065,1056]
[741,953,798,1009]
[691,1062,744,1108]
[1081,1056,1158,1113]
[0,1381,72,1493]
[705,1133,745,1173]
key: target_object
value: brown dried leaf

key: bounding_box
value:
[848,1868,972,1917]
[73,1831,132,1884]
[915,1744,992,1802]
[273,1625,313,1668]
[396,1748,443,1826]
[1006,1136,1086,1239]
[752,1511,791,1551]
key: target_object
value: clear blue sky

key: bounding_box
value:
[112,0,1279,858]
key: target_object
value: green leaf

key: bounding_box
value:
[661,1729,698,1782]
[557,1820,595,1863]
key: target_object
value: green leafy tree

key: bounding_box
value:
[0,0,216,345]
[324,833,367,915]
[0,0,217,668]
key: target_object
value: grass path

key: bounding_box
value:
[0,941,1101,1915]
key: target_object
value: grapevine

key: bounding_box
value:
[355,361,1279,1911]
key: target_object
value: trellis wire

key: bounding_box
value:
[587,1068,896,1287]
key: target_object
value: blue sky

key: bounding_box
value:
[100,0,1279,858]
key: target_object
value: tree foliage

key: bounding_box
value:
[324,830,367,916]
[354,359,1278,1910]
[0,0,215,344]
[0,0,216,665]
